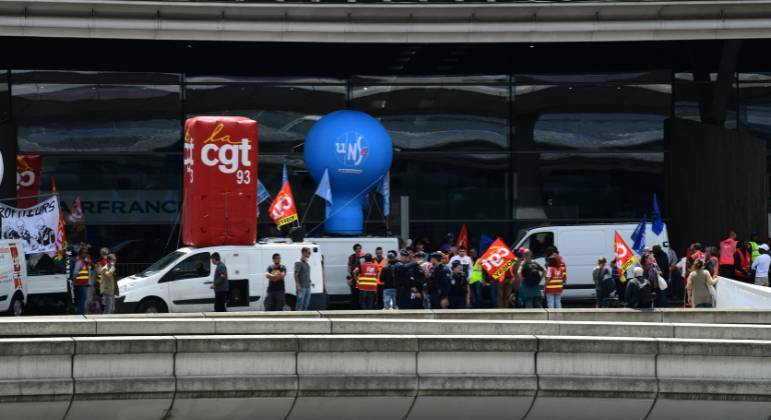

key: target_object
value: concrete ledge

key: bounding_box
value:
[673,323,771,341]
[320,309,434,319]
[0,318,96,336]
[175,335,297,353]
[94,318,215,335]
[203,311,320,318]
[213,318,331,335]
[538,336,658,355]
[416,335,536,352]
[548,308,663,323]
[659,308,771,325]
[297,334,418,352]
[557,321,674,338]
[432,309,547,320]
[331,319,560,336]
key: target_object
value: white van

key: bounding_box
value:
[116,242,324,313]
[305,236,399,302]
[513,224,671,300]
[0,240,70,315]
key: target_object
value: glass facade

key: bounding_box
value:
[1,66,764,262]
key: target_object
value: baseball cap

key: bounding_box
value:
[760,244,769,251]
[387,251,398,260]
[451,260,462,268]
[399,250,410,257]
[430,252,444,261]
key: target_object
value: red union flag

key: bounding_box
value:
[614,231,637,283]
[269,181,299,228]
[478,237,517,281]
[16,155,42,208]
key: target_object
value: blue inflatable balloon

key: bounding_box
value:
[304,111,393,235]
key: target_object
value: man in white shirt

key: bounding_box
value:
[449,248,473,278]
[751,244,771,287]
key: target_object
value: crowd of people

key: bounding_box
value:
[334,230,771,311]
[66,230,771,314]
[338,239,571,311]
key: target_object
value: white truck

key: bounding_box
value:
[0,240,70,316]
[305,236,399,305]
[116,241,324,313]
[513,223,671,300]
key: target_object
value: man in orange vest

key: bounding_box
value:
[353,254,382,310]
[719,231,738,279]
[72,247,93,315]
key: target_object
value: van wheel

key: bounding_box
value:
[137,298,167,314]
[7,293,24,316]
[284,294,296,311]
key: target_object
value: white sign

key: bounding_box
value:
[0,196,59,254]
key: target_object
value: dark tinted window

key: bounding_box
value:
[185,84,346,153]
[166,252,211,281]
[352,84,509,151]
[13,81,181,152]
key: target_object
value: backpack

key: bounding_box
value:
[522,261,543,287]
[637,278,654,308]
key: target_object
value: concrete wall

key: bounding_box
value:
[1,334,769,420]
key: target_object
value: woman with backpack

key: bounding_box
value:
[625,266,654,309]
[517,249,545,308]
[686,259,717,308]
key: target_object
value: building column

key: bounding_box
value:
[667,118,766,251]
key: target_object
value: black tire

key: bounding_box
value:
[7,293,24,316]
[136,297,168,314]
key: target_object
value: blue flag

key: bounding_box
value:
[281,163,288,186]
[651,193,664,236]
[631,214,647,255]
[377,172,390,216]
[315,169,333,205]
[479,234,494,255]
[257,179,271,204]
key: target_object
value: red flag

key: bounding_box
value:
[66,196,85,225]
[456,224,469,251]
[269,181,299,228]
[16,155,42,208]
[478,237,517,281]
[614,231,637,283]
[52,177,67,261]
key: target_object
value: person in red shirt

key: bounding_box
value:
[719,231,738,279]
[733,241,753,283]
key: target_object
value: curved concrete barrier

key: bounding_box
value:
[1,333,770,420]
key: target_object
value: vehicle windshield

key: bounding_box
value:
[136,250,189,278]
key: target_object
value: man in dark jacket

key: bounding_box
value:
[210,252,229,312]
[380,251,398,309]
[430,252,452,309]
[394,250,420,309]
[347,244,364,309]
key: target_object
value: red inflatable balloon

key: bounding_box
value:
[182,116,259,247]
